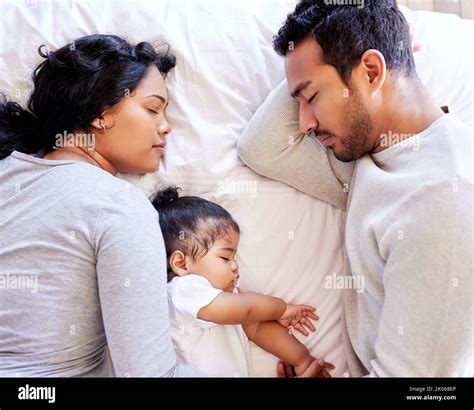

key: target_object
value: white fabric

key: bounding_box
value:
[168,274,222,329]
[167,274,250,377]
[1,0,472,377]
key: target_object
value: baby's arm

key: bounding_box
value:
[243,321,313,376]
[197,292,315,330]
[198,292,285,324]
[197,291,325,376]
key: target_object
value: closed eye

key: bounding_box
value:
[147,108,159,114]
[220,257,230,261]
[308,93,318,104]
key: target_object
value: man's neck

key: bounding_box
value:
[371,80,445,154]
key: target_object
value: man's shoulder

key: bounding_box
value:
[434,114,472,180]
[413,114,473,205]
[400,177,472,226]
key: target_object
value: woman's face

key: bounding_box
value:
[95,65,172,174]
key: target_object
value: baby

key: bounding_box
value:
[151,186,334,377]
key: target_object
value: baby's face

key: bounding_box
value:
[188,229,240,293]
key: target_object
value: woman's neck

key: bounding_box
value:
[43,147,118,176]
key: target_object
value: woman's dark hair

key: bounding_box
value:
[151,186,240,282]
[273,0,417,86]
[0,34,176,160]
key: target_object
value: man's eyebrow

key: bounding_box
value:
[219,247,235,253]
[145,94,167,104]
[291,81,312,98]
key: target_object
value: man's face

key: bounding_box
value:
[285,37,374,162]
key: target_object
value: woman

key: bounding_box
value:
[0,34,196,377]
[0,34,324,377]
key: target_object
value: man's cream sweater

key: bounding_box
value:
[238,80,473,376]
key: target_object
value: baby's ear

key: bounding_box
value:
[169,250,189,277]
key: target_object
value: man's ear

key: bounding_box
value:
[169,250,189,277]
[357,49,386,94]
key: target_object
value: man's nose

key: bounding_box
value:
[299,104,318,134]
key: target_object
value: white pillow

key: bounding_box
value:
[401,7,473,127]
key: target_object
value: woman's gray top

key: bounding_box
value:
[0,151,195,377]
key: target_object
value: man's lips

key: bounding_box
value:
[317,135,333,147]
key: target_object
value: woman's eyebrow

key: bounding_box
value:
[145,94,167,104]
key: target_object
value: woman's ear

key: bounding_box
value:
[169,250,189,277]
[92,107,116,132]
[91,117,106,132]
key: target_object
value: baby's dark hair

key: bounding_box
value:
[151,186,240,282]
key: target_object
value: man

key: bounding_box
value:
[238,0,472,376]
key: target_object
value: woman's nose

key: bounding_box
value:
[158,115,172,138]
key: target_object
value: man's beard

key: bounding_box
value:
[333,92,374,163]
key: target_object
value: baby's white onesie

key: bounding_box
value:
[167,274,251,377]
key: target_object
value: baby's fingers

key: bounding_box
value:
[304,311,319,321]
[306,317,317,332]
[293,323,309,336]
[320,369,332,378]
[323,361,336,370]
[301,306,319,320]
[300,317,316,333]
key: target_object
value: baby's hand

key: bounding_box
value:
[277,304,318,336]
[280,357,336,378]
[294,355,314,377]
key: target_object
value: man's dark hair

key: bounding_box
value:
[273,0,417,85]
[151,186,240,282]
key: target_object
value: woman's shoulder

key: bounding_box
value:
[68,163,156,218]
[6,150,135,197]
[49,162,154,216]
[54,161,133,193]
[3,151,156,221]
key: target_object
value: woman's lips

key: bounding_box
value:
[152,143,166,156]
